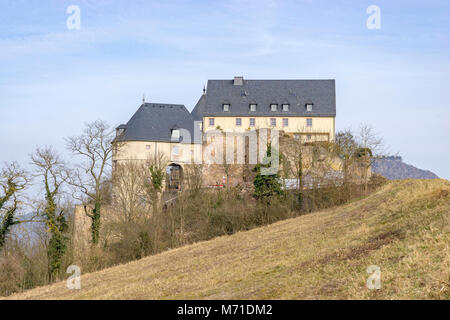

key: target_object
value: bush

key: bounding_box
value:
[41,169,387,295]
[0,253,24,296]
[253,144,284,200]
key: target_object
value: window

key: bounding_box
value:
[171,129,180,141]
[209,118,215,126]
[249,104,257,112]
[306,118,313,127]
[306,104,313,112]
[116,128,125,137]
[282,104,289,111]
[236,118,242,126]
[270,118,276,126]
[223,104,230,112]
[146,145,151,150]
[283,118,289,127]
[249,118,255,127]
[271,104,278,111]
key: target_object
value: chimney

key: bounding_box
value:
[233,76,244,86]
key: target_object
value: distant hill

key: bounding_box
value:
[7,180,450,300]
[372,156,439,180]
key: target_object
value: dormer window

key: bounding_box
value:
[223,104,230,112]
[306,103,313,112]
[171,129,180,141]
[116,124,126,137]
[271,104,278,111]
[116,128,125,137]
[249,104,257,112]
[282,104,289,111]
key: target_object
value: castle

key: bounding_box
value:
[113,77,336,189]
[74,77,338,252]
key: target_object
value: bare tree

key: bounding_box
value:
[143,152,168,253]
[281,136,307,205]
[0,162,28,250]
[333,129,359,186]
[113,161,148,223]
[143,152,167,211]
[184,164,203,194]
[66,120,117,245]
[31,146,71,279]
[356,123,384,194]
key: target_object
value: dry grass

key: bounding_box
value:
[6,179,450,300]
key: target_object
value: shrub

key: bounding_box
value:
[253,144,284,200]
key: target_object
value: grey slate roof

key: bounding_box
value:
[200,79,336,117]
[117,78,336,144]
[116,103,201,144]
[191,93,206,121]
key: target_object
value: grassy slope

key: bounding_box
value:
[8,180,450,300]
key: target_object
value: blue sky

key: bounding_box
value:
[0,0,449,179]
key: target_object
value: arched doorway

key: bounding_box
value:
[166,163,183,191]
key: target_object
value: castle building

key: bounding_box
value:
[113,77,336,189]
[192,77,336,141]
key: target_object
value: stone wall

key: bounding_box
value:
[72,205,92,261]
[72,204,119,261]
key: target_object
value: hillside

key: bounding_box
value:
[7,180,450,300]
[372,157,440,180]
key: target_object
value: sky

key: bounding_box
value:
[0,0,449,179]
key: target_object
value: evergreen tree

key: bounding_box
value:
[253,144,283,200]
